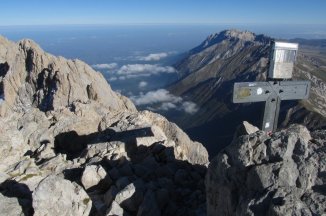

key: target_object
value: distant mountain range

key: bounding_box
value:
[167,29,326,157]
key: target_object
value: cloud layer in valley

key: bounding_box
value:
[92,63,118,70]
[131,89,199,114]
[117,64,176,75]
[137,52,169,61]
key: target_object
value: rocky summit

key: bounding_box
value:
[0,36,208,216]
[207,123,326,216]
[1,33,325,216]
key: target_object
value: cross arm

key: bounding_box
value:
[233,82,274,103]
[276,81,310,100]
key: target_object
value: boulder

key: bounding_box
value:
[106,201,124,216]
[33,175,92,216]
[81,165,110,190]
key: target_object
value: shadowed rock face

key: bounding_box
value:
[0,36,209,216]
[206,123,326,216]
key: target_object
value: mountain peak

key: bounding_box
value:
[204,29,256,46]
[18,38,43,52]
[222,29,255,41]
[191,29,270,55]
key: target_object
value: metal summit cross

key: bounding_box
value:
[233,41,310,132]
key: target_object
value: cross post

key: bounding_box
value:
[232,41,311,132]
[233,81,310,131]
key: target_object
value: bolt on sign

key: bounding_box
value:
[233,41,311,132]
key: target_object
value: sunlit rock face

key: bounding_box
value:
[0,36,209,216]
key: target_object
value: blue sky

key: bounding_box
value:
[1,0,326,26]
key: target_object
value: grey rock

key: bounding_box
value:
[0,36,209,215]
[106,200,124,216]
[206,124,326,216]
[33,175,92,216]
[234,121,259,138]
[115,183,136,205]
[0,193,24,216]
[0,172,10,184]
[0,36,136,116]
[81,164,110,190]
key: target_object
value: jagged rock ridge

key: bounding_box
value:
[206,123,326,215]
[0,36,209,216]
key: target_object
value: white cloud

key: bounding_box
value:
[139,81,148,88]
[159,102,177,111]
[92,63,118,70]
[117,64,176,75]
[130,89,199,115]
[109,76,118,81]
[131,89,182,106]
[182,101,199,114]
[125,73,151,79]
[138,52,169,61]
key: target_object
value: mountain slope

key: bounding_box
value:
[168,29,326,157]
[0,36,209,216]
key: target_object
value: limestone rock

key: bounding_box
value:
[0,36,136,116]
[98,110,209,166]
[81,165,110,190]
[106,200,124,216]
[115,183,136,205]
[0,193,24,216]
[33,175,92,216]
[206,124,326,216]
[234,121,259,137]
[0,36,209,216]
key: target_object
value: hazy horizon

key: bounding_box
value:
[1,24,326,98]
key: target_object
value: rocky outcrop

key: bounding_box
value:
[206,123,326,216]
[0,36,136,116]
[0,36,209,215]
